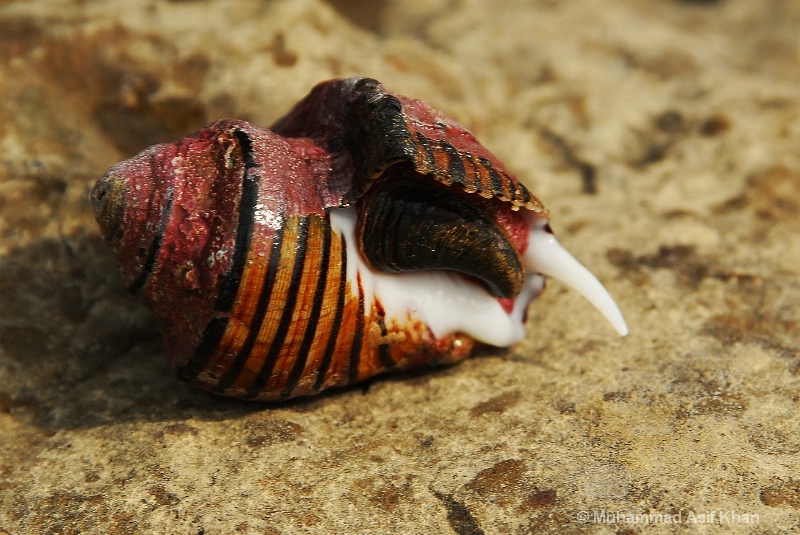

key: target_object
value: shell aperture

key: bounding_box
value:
[356,169,526,299]
[331,207,538,348]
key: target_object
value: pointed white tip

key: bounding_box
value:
[524,221,628,336]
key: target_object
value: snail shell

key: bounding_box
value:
[91,77,627,401]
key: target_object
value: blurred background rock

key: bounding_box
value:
[0,1,798,533]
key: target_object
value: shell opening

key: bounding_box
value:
[356,170,525,298]
[331,207,540,347]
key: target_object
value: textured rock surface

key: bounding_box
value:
[1,0,799,533]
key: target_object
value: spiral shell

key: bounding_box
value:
[91,77,627,401]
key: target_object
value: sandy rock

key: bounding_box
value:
[0,0,798,533]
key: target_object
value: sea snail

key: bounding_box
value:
[91,77,627,402]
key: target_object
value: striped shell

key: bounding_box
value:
[91,77,626,401]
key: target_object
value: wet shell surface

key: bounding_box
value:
[91,77,627,401]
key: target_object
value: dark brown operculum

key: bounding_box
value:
[356,164,526,299]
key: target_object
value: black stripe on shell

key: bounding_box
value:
[339,78,414,202]
[347,274,366,385]
[209,214,286,394]
[128,186,174,295]
[312,232,348,392]
[279,214,333,399]
[376,311,396,371]
[439,139,466,187]
[216,129,261,312]
[241,216,311,399]
[478,156,505,199]
[178,129,260,381]
[411,131,437,176]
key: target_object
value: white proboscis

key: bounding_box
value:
[525,218,629,337]
[329,207,627,348]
